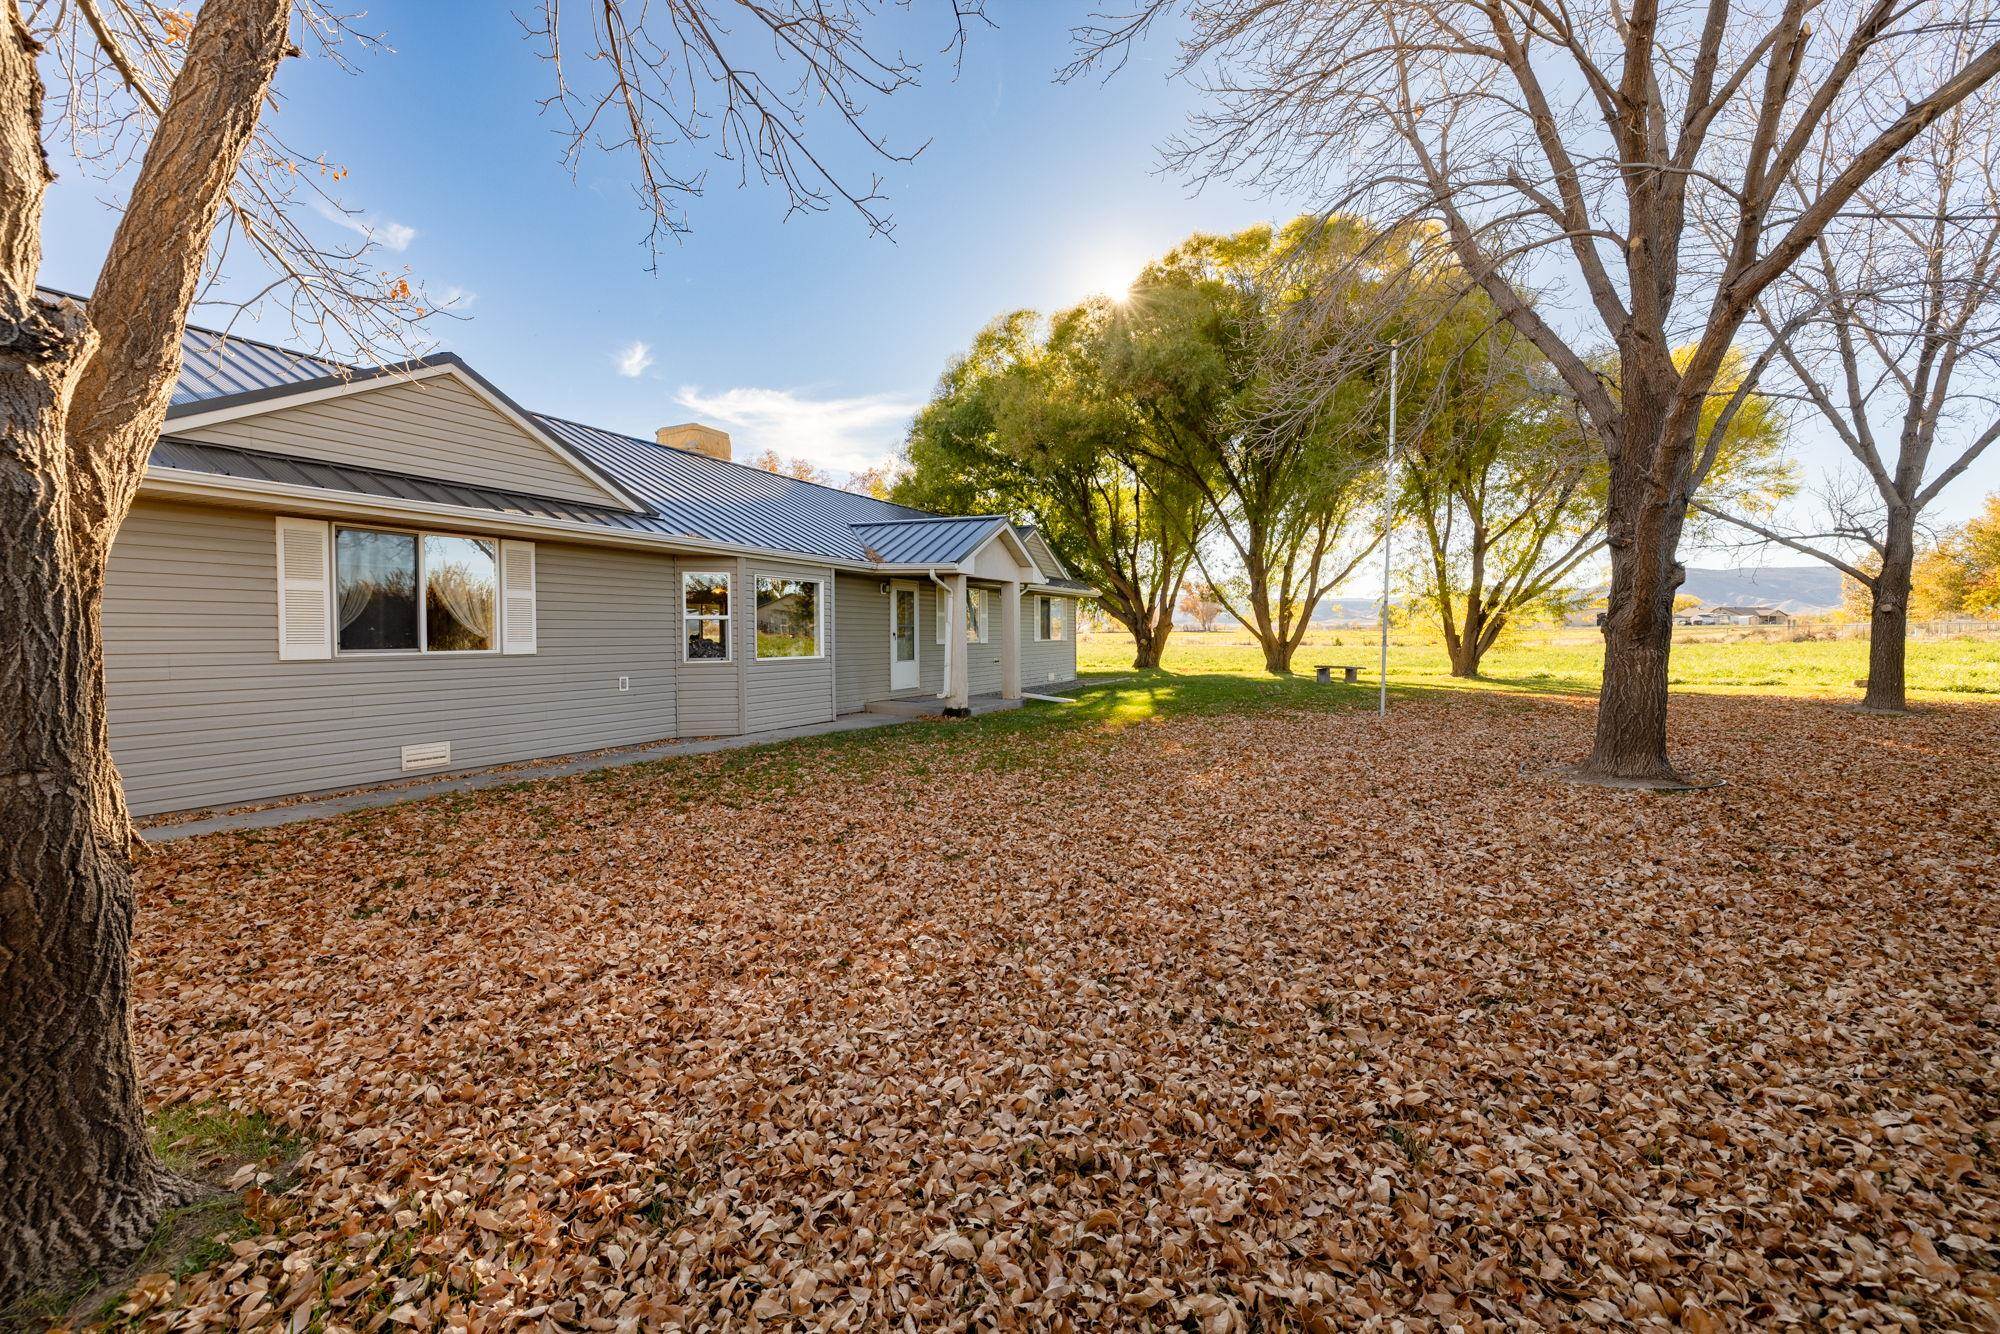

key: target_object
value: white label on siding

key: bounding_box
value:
[401,741,452,771]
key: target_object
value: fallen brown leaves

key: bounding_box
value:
[120,693,1999,1330]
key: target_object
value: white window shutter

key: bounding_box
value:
[502,541,537,654]
[275,518,331,660]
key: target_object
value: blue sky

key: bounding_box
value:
[34,3,2000,580]
[43,5,1294,479]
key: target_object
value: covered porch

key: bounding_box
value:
[852,515,1065,715]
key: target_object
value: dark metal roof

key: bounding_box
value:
[173,326,346,406]
[537,415,989,565]
[152,438,671,532]
[849,515,1011,565]
[151,437,1045,575]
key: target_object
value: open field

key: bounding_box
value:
[95,684,2000,1329]
[1082,626,2000,700]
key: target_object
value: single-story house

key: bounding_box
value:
[102,320,1094,817]
[1704,604,1791,626]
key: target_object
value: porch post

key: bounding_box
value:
[947,572,971,710]
[1000,579,1022,700]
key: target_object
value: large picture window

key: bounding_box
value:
[684,572,732,661]
[335,526,496,654]
[755,576,823,658]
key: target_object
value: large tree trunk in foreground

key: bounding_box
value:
[0,295,184,1305]
[0,0,293,1301]
[1863,517,1916,713]
[1585,383,1690,783]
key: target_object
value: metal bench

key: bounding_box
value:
[1315,664,1361,685]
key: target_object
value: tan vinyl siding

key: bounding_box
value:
[1021,530,1067,580]
[105,500,678,816]
[177,376,628,508]
[833,573,892,712]
[1024,596,1079,686]
[746,561,836,731]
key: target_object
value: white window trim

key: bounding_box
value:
[752,573,826,662]
[682,569,734,664]
[332,523,504,658]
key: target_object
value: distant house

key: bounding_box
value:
[99,317,1095,817]
[1705,604,1791,626]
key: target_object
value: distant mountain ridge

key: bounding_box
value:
[1680,565,1844,613]
[1171,565,1845,630]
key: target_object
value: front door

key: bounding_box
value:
[889,582,920,691]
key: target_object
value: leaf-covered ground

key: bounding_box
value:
[123,692,1998,1330]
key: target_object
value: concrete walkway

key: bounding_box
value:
[141,711,908,843]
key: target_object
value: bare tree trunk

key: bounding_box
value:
[1447,623,1481,678]
[0,0,294,1301]
[0,296,186,1302]
[1585,387,1690,783]
[1863,516,1916,713]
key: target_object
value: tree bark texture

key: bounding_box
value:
[1586,369,1692,783]
[0,0,293,1302]
[1863,516,1916,713]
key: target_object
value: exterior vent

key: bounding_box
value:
[656,422,732,461]
[401,741,452,772]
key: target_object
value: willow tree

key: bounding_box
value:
[1,0,974,1299]
[1071,0,2000,783]
[1106,219,1381,675]
[898,305,1206,668]
[1397,317,1606,677]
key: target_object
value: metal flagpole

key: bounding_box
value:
[1379,341,1398,717]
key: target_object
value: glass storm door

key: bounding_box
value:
[890,583,919,690]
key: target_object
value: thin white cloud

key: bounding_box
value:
[671,384,920,475]
[311,196,417,252]
[615,340,656,378]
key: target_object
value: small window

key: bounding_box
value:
[937,586,989,644]
[1038,596,1066,642]
[684,571,732,661]
[967,588,989,644]
[755,576,822,659]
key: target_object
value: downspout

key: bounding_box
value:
[928,570,955,700]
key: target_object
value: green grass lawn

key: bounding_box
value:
[526,625,1994,816]
[1080,626,2000,701]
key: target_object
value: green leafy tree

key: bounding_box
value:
[1107,218,1382,675]
[1402,309,1788,677]
[897,305,1207,667]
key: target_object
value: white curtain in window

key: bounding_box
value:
[428,568,495,642]
[338,581,374,632]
